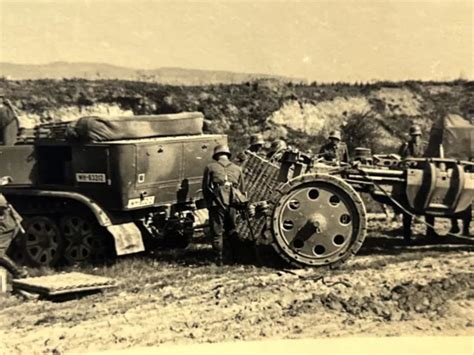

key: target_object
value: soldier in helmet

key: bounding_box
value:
[0,176,27,279]
[319,130,349,163]
[202,144,246,265]
[234,133,266,164]
[266,139,288,162]
[398,124,425,158]
[397,124,446,241]
[397,124,428,241]
[248,133,266,155]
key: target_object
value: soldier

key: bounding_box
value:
[318,130,349,163]
[202,145,246,265]
[397,124,447,240]
[398,124,425,159]
[266,139,288,162]
[397,124,425,241]
[0,176,27,279]
[234,133,266,164]
[248,133,265,155]
[0,92,19,146]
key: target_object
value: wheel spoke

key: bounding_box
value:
[60,216,105,264]
[37,250,50,264]
[25,240,40,248]
[21,216,62,267]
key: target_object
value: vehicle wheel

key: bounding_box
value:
[268,173,367,268]
[60,215,110,265]
[18,216,63,267]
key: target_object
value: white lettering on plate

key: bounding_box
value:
[76,173,107,183]
[127,196,155,209]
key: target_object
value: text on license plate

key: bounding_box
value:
[127,196,156,209]
[76,173,107,183]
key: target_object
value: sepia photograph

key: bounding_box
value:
[0,0,472,353]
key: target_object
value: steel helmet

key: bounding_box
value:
[212,144,231,159]
[270,139,287,151]
[409,124,422,136]
[250,133,265,146]
[329,130,342,141]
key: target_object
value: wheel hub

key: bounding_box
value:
[308,213,328,233]
[270,174,367,267]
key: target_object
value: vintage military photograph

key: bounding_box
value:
[0,0,472,353]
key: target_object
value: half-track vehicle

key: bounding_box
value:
[0,112,226,266]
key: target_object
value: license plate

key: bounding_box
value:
[76,173,107,183]
[127,196,155,209]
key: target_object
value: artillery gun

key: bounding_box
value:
[239,149,474,269]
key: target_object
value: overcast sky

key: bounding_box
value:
[0,0,472,82]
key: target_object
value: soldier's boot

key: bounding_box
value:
[0,255,28,279]
[425,215,440,240]
[448,219,461,235]
[462,219,471,237]
[226,231,241,264]
[215,252,224,266]
[212,235,224,266]
[402,214,412,242]
[462,227,471,237]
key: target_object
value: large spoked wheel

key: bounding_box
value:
[269,174,367,268]
[60,215,109,265]
[18,216,63,267]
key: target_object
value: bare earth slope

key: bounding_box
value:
[0,79,472,152]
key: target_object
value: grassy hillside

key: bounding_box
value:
[0,62,298,85]
[0,78,472,154]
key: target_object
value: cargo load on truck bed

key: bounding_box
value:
[17,112,204,144]
[67,112,204,142]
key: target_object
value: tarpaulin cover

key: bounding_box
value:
[425,114,474,160]
[68,112,204,142]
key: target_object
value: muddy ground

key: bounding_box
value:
[0,217,473,353]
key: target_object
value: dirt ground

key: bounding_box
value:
[0,217,473,354]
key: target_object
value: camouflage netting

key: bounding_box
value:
[236,152,281,242]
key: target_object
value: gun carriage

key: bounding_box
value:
[239,150,474,269]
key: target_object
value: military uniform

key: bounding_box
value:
[398,141,426,159]
[319,142,349,163]
[400,138,433,238]
[235,134,266,164]
[398,125,432,241]
[0,193,25,278]
[0,97,19,146]
[318,130,349,163]
[202,147,246,264]
[266,139,288,163]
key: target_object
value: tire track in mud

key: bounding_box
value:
[1,229,473,353]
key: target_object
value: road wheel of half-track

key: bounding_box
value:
[60,215,111,265]
[15,216,63,267]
